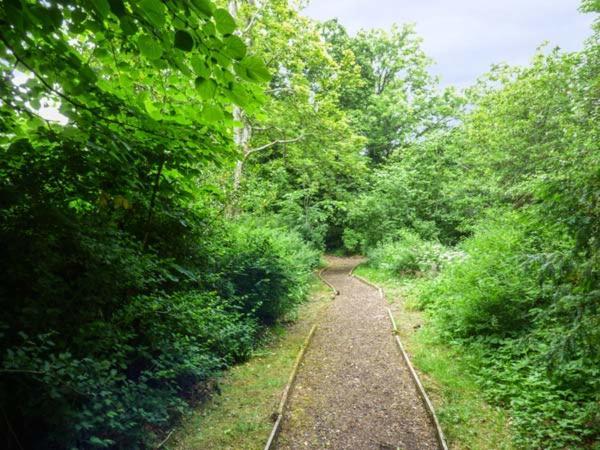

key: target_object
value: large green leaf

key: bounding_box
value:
[139,0,166,28]
[192,0,214,17]
[226,83,250,107]
[241,56,271,82]
[214,8,236,35]
[138,35,163,60]
[202,103,224,122]
[174,30,194,51]
[195,77,217,99]
[191,56,210,77]
[223,35,246,60]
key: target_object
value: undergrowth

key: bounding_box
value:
[357,209,599,448]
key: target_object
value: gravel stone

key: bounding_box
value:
[276,257,440,450]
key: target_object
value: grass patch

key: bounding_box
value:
[354,265,515,450]
[169,278,332,450]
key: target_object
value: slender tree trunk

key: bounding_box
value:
[227,0,255,216]
[143,151,165,250]
[231,106,252,193]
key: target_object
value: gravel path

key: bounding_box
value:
[275,256,440,450]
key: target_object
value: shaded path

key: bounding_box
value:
[275,257,439,450]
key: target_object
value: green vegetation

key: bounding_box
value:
[1,0,598,448]
[0,1,321,447]
[171,280,331,450]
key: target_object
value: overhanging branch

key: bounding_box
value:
[244,134,304,159]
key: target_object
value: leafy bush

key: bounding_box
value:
[419,210,599,446]
[1,292,255,449]
[421,211,546,337]
[473,338,599,449]
[366,230,456,275]
[0,176,318,450]
[0,215,319,449]
[216,219,321,324]
[342,135,491,252]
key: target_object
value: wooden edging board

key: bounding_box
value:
[263,324,317,450]
[264,268,338,450]
[318,267,339,296]
[349,265,449,450]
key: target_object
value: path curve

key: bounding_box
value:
[275,256,440,450]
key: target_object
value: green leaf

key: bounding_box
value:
[119,15,137,35]
[139,0,166,28]
[191,56,210,77]
[195,77,217,99]
[202,103,224,122]
[174,30,194,51]
[214,53,231,69]
[227,83,250,107]
[223,35,246,60]
[108,0,126,17]
[233,63,251,82]
[91,0,111,18]
[213,8,236,35]
[203,21,217,37]
[192,0,213,17]
[241,56,271,82]
[137,35,163,60]
[144,100,162,120]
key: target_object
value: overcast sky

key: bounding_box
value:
[303,0,595,88]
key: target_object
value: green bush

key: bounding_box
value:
[1,291,254,449]
[342,136,491,252]
[421,211,546,337]
[0,192,318,449]
[216,219,321,324]
[366,230,456,275]
[420,210,599,447]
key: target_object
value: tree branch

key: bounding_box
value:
[0,32,192,142]
[245,135,304,159]
[243,11,261,34]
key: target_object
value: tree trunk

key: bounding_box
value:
[227,0,255,217]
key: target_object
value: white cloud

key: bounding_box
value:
[303,0,595,87]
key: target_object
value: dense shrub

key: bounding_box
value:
[419,210,599,447]
[215,219,321,324]
[420,211,548,337]
[0,190,318,449]
[342,135,492,253]
[366,230,455,275]
[1,291,257,449]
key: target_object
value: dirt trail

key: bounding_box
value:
[275,256,439,450]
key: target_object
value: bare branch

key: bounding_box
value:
[0,369,45,375]
[243,11,261,34]
[245,135,304,158]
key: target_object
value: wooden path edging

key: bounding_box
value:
[264,268,338,450]
[387,309,449,450]
[318,267,339,296]
[264,324,317,450]
[349,266,449,450]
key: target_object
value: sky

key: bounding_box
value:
[303,0,595,88]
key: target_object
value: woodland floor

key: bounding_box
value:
[275,256,439,450]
